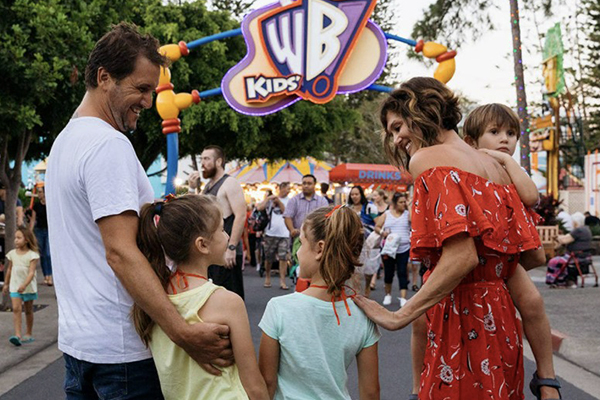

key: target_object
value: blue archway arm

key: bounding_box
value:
[198,88,223,98]
[384,32,417,47]
[187,28,243,50]
[165,133,179,196]
[368,84,393,93]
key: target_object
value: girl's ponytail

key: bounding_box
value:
[304,206,364,296]
[132,201,171,346]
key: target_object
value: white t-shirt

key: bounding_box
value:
[46,117,154,364]
[265,196,290,238]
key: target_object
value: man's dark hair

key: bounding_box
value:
[85,22,168,89]
[204,145,226,165]
[320,183,330,193]
[302,174,317,184]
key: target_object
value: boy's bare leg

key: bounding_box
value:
[508,265,559,400]
[411,314,427,395]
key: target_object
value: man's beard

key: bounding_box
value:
[202,166,216,179]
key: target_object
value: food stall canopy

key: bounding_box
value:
[228,157,331,184]
[329,163,413,185]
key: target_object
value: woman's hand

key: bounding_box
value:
[352,295,407,331]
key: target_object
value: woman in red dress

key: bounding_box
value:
[353,77,546,400]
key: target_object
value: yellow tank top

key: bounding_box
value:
[149,282,249,400]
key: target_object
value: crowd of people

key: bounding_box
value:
[5,21,600,400]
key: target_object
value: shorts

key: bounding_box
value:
[263,236,290,263]
[10,292,38,302]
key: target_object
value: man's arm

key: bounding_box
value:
[224,179,247,267]
[29,209,37,230]
[283,197,299,237]
[97,211,232,374]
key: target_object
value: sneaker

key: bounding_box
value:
[383,294,392,306]
[399,297,408,307]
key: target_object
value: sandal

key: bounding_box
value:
[529,371,562,399]
[408,395,418,400]
[412,284,420,292]
[9,336,21,346]
[21,336,35,344]
[279,285,289,290]
[263,283,272,288]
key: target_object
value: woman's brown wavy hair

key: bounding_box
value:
[380,77,462,169]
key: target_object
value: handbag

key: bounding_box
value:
[380,233,402,259]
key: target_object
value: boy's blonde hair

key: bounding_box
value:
[463,103,520,143]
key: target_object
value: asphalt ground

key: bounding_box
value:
[1,265,599,399]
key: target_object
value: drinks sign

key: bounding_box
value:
[222,0,386,116]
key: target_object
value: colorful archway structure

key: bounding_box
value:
[155,0,457,195]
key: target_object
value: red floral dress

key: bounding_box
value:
[411,167,541,400]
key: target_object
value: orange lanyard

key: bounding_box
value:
[310,284,356,325]
[169,270,207,294]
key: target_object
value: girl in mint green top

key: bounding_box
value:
[259,206,381,400]
[134,195,269,400]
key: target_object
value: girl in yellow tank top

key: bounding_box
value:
[133,195,269,400]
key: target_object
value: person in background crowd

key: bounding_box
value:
[320,182,334,204]
[200,145,247,299]
[30,185,53,286]
[548,212,593,288]
[348,185,378,296]
[46,23,231,398]
[283,175,329,263]
[256,183,291,290]
[373,192,411,307]
[3,227,39,346]
[584,211,600,227]
[0,182,24,227]
[369,189,389,291]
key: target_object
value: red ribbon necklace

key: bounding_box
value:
[309,284,357,325]
[169,269,208,294]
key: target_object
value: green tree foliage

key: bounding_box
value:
[0,0,141,251]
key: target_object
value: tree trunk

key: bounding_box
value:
[510,0,531,173]
[0,130,32,255]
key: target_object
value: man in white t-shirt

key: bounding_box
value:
[46,23,231,399]
[256,182,291,289]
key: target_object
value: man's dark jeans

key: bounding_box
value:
[64,354,163,400]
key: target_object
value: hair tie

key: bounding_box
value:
[154,202,163,216]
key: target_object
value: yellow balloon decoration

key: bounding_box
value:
[414,40,457,84]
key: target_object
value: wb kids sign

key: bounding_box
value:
[222,0,386,116]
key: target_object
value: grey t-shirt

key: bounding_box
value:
[567,226,593,253]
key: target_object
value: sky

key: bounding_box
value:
[250,0,582,113]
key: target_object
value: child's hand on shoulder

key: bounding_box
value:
[478,148,511,165]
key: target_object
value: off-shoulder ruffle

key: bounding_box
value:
[410,167,541,258]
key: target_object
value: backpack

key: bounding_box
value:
[250,206,271,232]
